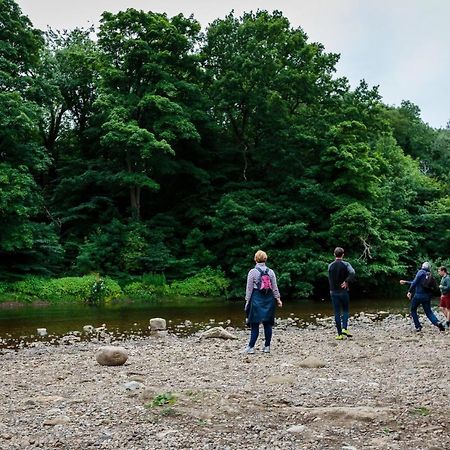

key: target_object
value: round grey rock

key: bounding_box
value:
[95,346,128,366]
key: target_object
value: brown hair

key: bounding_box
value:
[334,247,345,258]
[439,266,447,273]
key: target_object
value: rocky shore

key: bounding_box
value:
[1,313,449,450]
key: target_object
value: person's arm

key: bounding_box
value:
[245,270,255,303]
[344,262,355,283]
[269,270,282,307]
[340,261,355,289]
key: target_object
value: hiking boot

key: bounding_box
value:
[342,328,353,338]
[243,346,255,354]
[262,346,270,353]
[415,327,422,333]
[335,334,344,340]
[437,323,445,332]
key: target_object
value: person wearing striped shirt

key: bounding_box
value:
[244,250,282,354]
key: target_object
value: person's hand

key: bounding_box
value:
[340,281,348,289]
[399,280,407,285]
[276,298,282,307]
[406,292,412,300]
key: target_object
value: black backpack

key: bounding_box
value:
[422,272,438,292]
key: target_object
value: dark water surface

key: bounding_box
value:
[0,296,415,347]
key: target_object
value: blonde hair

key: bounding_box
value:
[254,250,267,263]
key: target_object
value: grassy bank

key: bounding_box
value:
[0,268,230,304]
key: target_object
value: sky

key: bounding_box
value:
[16,0,450,129]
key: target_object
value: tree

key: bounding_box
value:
[202,10,343,184]
[96,9,202,219]
[0,0,43,91]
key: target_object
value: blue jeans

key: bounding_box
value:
[331,290,349,335]
[410,294,439,330]
[249,322,272,348]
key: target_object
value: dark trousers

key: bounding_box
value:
[249,322,272,348]
[331,290,349,335]
[411,294,439,329]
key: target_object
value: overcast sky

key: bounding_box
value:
[16,0,450,128]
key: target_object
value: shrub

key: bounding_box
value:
[8,275,122,303]
[13,277,49,298]
[0,281,12,295]
[123,281,157,298]
[170,267,230,297]
[122,273,169,299]
[142,272,167,286]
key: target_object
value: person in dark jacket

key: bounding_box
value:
[244,250,282,354]
[400,262,445,332]
[328,247,355,340]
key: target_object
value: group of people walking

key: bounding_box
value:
[243,248,450,353]
[400,262,450,332]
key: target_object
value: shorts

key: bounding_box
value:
[439,294,450,309]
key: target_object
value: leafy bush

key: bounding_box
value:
[75,220,173,277]
[123,281,157,298]
[122,273,169,299]
[0,281,12,295]
[170,267,230,297]
[8,275,122,302]
[13,276,49,298]
[142,272,167,286]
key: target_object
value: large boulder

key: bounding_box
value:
[95,346,128,366]
[149,318,167,331]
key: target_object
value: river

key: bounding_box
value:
[0,295,424,349]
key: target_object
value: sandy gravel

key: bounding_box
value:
[1,313,450,450]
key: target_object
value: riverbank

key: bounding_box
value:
[1,314,449,450]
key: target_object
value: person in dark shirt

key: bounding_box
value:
[328,247,356,340]
[438,266,450,328]
[400,262,445,332]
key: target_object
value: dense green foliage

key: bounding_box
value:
[1,270,230,303]
[2,274,121,303]
[1,2,450,298]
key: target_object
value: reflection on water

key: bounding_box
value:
[0,296,424,349]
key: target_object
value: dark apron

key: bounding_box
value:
[247,288,276,325]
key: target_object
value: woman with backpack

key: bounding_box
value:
[244,250,282,354]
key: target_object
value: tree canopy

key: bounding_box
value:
[1,2,450,296]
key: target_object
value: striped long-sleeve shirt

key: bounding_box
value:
[245,263,281,301]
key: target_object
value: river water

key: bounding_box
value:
[0,296,422,348]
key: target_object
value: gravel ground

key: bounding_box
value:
[1,313,450,450]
